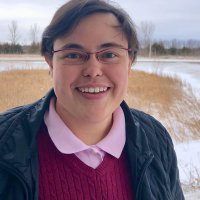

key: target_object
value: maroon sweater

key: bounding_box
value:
[37,125,134,200]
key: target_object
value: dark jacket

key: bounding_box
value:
[0,89,184,200]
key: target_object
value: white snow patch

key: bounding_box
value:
[175,140,200,185]
[133,60,200,100]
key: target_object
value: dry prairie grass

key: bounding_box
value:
[126,71,200,142]
[0,69,199,142]
[0,70,52,111]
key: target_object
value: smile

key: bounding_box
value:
[77,87,108,93]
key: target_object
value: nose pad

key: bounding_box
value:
[82,55,103,77]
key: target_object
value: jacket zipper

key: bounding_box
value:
[0,161,30,199]
[136,153,154,200]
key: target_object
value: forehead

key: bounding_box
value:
[54,13,128,49]
[75,13,120,31]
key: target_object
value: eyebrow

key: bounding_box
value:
[59,43,84,50]
[99,42,126,49]
[57,42,126,51]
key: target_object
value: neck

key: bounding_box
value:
[55,104,113,145]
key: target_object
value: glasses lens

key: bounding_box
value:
[97,48,128,64]
[58,49,86,65]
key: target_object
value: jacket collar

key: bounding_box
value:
[120,101,154,196]
[121,101,152,154]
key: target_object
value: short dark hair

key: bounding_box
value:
[41,0,139,60]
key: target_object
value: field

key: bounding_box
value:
[0,69,200,198]
[1,69,199,141]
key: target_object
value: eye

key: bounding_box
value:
[100,52,119,61]
[101,52,117,59]
[64,52,83,59]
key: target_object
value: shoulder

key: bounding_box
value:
[0,103,37,139]
[130,108,169,140]
[130,107,173,145]
[122,104,175,161]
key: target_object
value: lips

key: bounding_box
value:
[77,87,109,93]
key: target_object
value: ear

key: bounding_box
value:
[44,53,53,77]
[128,54,137,74]
[128,57,133,75]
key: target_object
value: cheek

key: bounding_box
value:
[52,68,68,87]
[108,65,129,85]
[52,66,81,90]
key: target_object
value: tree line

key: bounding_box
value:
[139,39,200,57]
[0,20,200,57]
[0,21,40,54]
[0,43,40,54]
[138,21,200,57]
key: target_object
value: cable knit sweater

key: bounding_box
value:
[37,125,134,200]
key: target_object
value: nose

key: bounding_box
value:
[82,55,103,78]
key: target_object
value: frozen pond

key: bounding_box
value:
[0,60,48,71]
[0,58,200,99]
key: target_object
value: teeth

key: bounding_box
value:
[94,88,100,93]
[89,88,95,93]
[103,87,107,91]
[99,88,104,92]
[78,87,108,93]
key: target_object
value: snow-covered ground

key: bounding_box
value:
[175,140,200,199]
[1,56,200,199]
[134,58,200,100]
[175,140,200,187]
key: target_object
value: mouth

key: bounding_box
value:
[77,87,109,94]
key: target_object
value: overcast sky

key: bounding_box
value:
[0,0,200,44]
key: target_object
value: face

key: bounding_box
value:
[45,13,132,125]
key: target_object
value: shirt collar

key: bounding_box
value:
[44,97,126,158]
[96,106,125,158]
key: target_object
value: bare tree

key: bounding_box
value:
[171,39,184,49]
[30,24,39,45]
[140,21,155,57]
[8,20,20,45]
[29,24,40,53]
[186,39,200,49]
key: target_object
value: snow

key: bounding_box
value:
[174,140,200,187]
[0,60,48,71]
[174,140,200,199]
[184,190,200,200]
[133,59,200,100]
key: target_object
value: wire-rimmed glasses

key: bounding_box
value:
[52,47,133,65]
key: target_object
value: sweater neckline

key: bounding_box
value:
[38,124,125,178]
[62,152,121,177]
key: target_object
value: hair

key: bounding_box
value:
[41,0,139,60]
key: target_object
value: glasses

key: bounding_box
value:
[52,47,133,65]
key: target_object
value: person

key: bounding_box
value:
[0,0,184,199]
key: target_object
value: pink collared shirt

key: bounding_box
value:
[44,97,126,169]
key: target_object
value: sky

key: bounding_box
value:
[0,0,200,44]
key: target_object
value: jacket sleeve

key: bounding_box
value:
[165,130,185,199]
[0,168,10,197]
[144,111,185,199]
